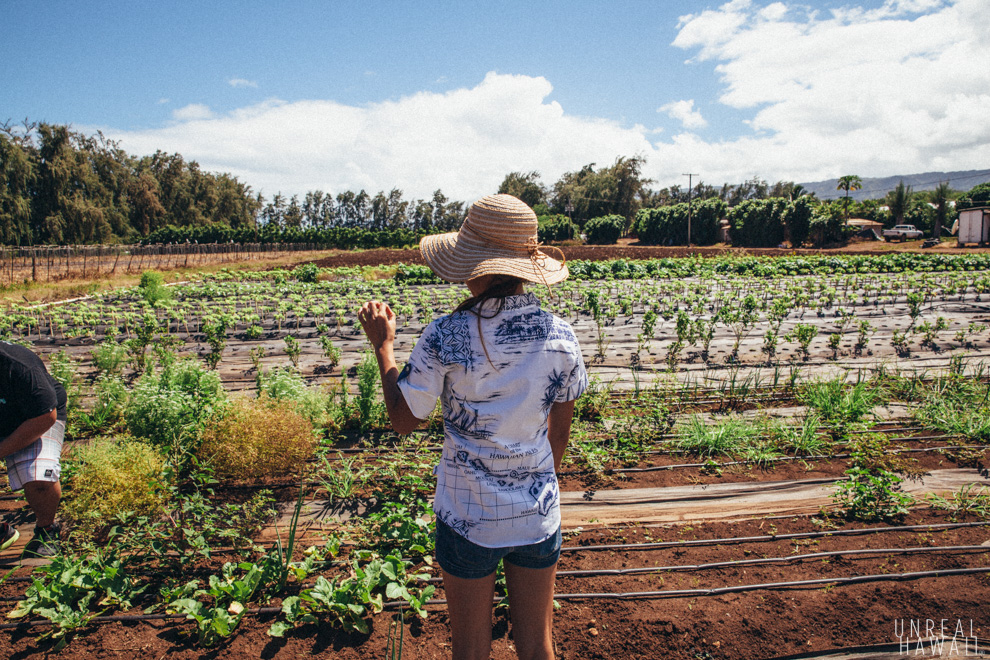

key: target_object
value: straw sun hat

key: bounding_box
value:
[419,194,568,286]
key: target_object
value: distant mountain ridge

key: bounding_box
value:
[799,169,990,201]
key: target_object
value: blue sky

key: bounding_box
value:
[3,0,987,201]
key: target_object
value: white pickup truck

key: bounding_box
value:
[882,224,924,241]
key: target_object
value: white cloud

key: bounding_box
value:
[171,103,214,121]
[667,0,990,184]
[105,72,654,200]
[228,78,258,89]
[658,99,708,129]
[99,1,990,200]
[157,98,169,105]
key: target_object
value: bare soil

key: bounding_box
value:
[0,510,987,659]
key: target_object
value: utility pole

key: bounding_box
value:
[683,173,699,247]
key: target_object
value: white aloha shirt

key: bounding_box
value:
[397,292,588,548]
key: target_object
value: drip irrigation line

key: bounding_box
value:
[605,440,977,462]
[552,544,990,578]
[3,567,988,632]
[608,442,985,474]
[561,520,990,552]
[418,545,990,584]
[543,566,990,602]
[760,640,990,660]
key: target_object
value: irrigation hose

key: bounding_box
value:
[561,519,990,552]
[760,640,990,660]
[554,544,990,578]
[416,544,990,584]
[609,442,986,473]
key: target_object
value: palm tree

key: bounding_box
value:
[928,181,952,239]
[886,180,912,226]
[836,175,863,221]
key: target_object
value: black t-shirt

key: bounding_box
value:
[0,342,68,438]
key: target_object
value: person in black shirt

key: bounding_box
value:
[0,342,67,557]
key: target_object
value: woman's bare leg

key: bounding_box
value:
[504,562,556,660]
[442,568,497,660]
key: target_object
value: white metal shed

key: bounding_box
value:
[956,207,990,246]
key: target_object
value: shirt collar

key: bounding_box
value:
[476,292,540,314]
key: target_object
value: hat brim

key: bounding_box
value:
[420,232,568,285]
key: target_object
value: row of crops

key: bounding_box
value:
[1,252,989,653]
[5,254,990,380]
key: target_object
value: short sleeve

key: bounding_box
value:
[396,321,447,420]
[555,347,588,403]
[10,361,58,421]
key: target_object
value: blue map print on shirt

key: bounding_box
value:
[493,311,577,345]
[437,509,478,536]
[452,451,557,517]
[542,369,568,411]
[444,393,494,440]
[425,313,474,367]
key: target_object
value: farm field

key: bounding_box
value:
[1,251,989,659]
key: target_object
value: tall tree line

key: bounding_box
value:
[0,122,261,245]
[0,122,465,245]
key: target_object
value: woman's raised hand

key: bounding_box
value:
[358,301,396,349]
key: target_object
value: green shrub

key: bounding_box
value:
[357,351,386,431]
[292,263,320,283]
[957,182,990,210]
[808,203,848,246]
[75,374,129,433]
[728,198,788,247]
[197,396,316,479]
[47,350,78,408]
[91,338,128,375]
[783,196,814,247]
[583,215,625,245]
[139,270,171,306]
[259,366,334,427]
[537,215,577,243]
[124,359,227,452]
[62,435,169,534]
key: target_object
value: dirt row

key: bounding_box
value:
[1,510,987,659]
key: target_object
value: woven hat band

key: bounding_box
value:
[459,222,536,255]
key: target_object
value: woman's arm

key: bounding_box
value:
[548,400,576,472]
[358,301,423,435]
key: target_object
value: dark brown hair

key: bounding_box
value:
[453,275,526,317]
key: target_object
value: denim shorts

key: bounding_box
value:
[435,518,562,579]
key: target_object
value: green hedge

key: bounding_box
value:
[584,215,625,245]
[537,215,577,243]
[635,198,725,246]
[142,224,432,249]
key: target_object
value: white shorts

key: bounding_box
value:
[3,419,64,491]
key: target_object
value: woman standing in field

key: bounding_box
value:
[358,194,587,660]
